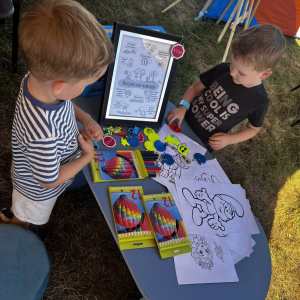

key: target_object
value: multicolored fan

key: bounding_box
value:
[101,157,133,179]
[149,203,179,239]
[113,194,144,231]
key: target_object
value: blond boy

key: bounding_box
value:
[168,24,285,151]
[0,0,114,240]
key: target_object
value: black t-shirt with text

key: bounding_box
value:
[186,63,270,150]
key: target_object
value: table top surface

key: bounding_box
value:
[73,96,271,300]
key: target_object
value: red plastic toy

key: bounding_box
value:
[170,124,181,133]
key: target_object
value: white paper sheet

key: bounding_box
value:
[231,238,256,264]
[194,159,231,184]
[174,234,239,284]
[175,179,259,237]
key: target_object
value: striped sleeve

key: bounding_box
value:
[27,138,63,184]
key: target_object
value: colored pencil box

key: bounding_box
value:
[108,186,156,250]
[90,150,148,182]
[142,192,191,259]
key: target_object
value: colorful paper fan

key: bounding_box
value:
[101,157,133,179]
[113,195,141,228]
[149,203,176,236]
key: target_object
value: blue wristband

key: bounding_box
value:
[178,100,190,111]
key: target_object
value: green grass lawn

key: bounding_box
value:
[0,0,300,299]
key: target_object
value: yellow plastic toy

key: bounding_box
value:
[177,144,189,155]
[121,137,130,146]
[164,135,179,146]
[147,132,160,142]
[144,127,155,136]
[144,141,156,151]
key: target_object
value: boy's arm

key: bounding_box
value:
[72,102,103,142]
[167,80,206,127]
[208,122,261,150]
[39,130,94,189]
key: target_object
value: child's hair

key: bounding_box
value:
[19,0,114,82]
[231,24,285,72]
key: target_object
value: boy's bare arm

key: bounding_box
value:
[167,80,206,127]
[39,130,94,189]
[72,103,103,142]
[209,122,261,150]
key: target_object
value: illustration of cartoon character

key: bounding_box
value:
[190,235,214,270]
[135,107,147,116]
[195,173,220,183]
[122,103,130,113]
[158,136,189,183]
[124,90,132,97]
[134,68,140,81]
[182,188,244,231]
[124,70,131,79]
[139,69,146,80]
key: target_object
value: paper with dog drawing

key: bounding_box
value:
[175,179,259,237]
[174,234,238,284]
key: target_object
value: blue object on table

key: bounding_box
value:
[0,224,51,300]
[154,140,167,152]
[128,126,140,135]
[127,135,139,147]
[161,153,174,165]
[194,153,206,164]
[92,140,100,150]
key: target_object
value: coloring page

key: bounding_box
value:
[193,159,231,184]
[174,234,238,284]
[155,124,206,184]
[175,179,260,237]
[107,34,174,121]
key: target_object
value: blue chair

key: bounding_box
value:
[0,224,51,300]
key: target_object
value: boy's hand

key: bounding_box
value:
[78,129,94,158]
[81,115,103,142]
[209,133,232,150]
[167,106,187,128]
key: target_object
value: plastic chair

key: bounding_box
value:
[0,224,51,300]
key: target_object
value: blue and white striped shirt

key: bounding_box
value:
[12,74,81,201]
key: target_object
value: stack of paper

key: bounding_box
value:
[152,124,259,285]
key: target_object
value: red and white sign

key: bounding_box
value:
[171,44,185,59]
[102,136,116,148]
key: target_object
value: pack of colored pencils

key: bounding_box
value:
[90,150,149,182]
[139,151,161,178]
[142,192,191,259]
[108,186,156,250]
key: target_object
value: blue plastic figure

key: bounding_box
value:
[193,153,206,164]
[127,135,139,147]
[161,153,174,165]
[92,140,100,150]
[128,126,140,135]
[154,140,167,152]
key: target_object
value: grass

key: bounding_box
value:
[0,0,300,299]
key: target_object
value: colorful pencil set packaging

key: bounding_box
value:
[90,150,148,182]
[108,186,156,250]
[142,192,191,259]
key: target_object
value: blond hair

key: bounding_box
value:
[19,0,114,82]
[231,24,285,72]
